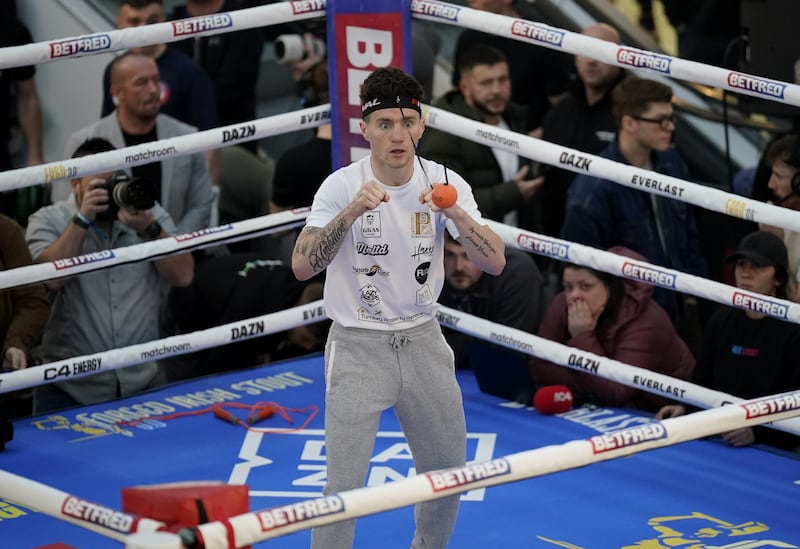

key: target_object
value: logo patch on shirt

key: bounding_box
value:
[360,283,381,308]
[731,345,759,357]
[411,212,433,237]
[415,262,430,284]
[362,212,382,238]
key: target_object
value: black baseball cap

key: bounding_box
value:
[726,230,789,273]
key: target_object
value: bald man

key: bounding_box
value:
[538,23,627,239]
[62,52,213,235]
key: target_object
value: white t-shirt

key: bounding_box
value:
[306,155,483,330]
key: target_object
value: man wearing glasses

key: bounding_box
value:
[560,77,707,330]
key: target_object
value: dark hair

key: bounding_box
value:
[359,66,425,111]
[120,0,163,7]
[456,44,507,75]
[71,137,116,159]
[297,282,331,341]
[307,61,329,106]
[562,264,625,336]
[765,133,800,170]
[611,77,673,127]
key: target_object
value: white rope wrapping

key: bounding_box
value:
[0,1,324,70]
[0,104,331,192]
[0,299,324,395]
[411,0,800,108]
[183,389,800,547]
[424,105,800,234]
[0,470,166,543]
[0,209,307,291]
[435,305,800,436]
[489,221,800,324]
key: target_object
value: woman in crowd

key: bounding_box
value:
[529,246,694,413]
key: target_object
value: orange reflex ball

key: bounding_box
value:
[431,183,458,209]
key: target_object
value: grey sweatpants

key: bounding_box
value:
[311,319,466,549]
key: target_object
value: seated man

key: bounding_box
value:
[26,138,194,414]
[164,253,329,382]
[438,232,544,369]
[658,231,800,451]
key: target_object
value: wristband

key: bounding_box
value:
[140,221,162,240]
[72,213,92,230]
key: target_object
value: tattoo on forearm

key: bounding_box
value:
[463,226,497,259]
[299,217,350,273]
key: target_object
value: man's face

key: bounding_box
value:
[117,2,165,56]
[444,239,483,290]
[459,62,511,120]
[359,108,424,173]
[768,158,798,204]
[114,56,162,122]
[628,101,675,152]
[575,24,621,90]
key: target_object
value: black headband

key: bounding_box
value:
[361,95,421,118]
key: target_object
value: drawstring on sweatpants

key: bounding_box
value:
[388,334,411,351]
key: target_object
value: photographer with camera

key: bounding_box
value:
[25,138,194,414]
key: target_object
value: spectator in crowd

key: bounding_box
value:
[26,138,194,414]
[164,253,328,382]
[168,0,264,153]
[0,213,49,420]
[657,231,800,451]
[560,77,707,328]
[0,16,44,226]
[662,0,741,68]
[755,133,800,301]
[439,232,543,369]
[100,0,221,184]
[420,45,543,231]
[270,61,331,262]
[292,67,505,549]
[529,247,695,413]
[62,52,214,235]
[452,0,569,134]
[539,23,626,238]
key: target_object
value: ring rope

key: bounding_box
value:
[412,0,800,108]
[0,209,307,291]
[0,299,325,396]
[489,220,800,325]
[435,304,800,436]
[2,389,797,548]
[0,104,330,192]
[424,105,800,234]
[1,0,797,114]
[0,1,324,70]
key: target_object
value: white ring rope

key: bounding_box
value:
[1,0,796,114]
[0,104,331,193]
[0,209,307,291]
[174,390,800,547]
[0,299,325,396]
[435,304,800,436]
[412,0,800,108]
[424,105,800,234]
[2,389,798,548]
[489,220,800,325]
[0,470,166,543]
[0,1,324,70]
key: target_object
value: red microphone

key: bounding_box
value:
[533,385,574,414]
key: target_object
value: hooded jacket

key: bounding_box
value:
[528,247,695,412]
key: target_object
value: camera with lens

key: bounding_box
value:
[96,171,158,221]
[274,34,326,64]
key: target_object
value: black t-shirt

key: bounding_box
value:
[122,127,163,203]
[272,137,332,209]
[0,19,36,169]
[698,307,800,449]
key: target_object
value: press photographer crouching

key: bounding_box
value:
[25,138,194,414]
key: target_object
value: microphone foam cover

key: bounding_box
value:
[533,385,574,414]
